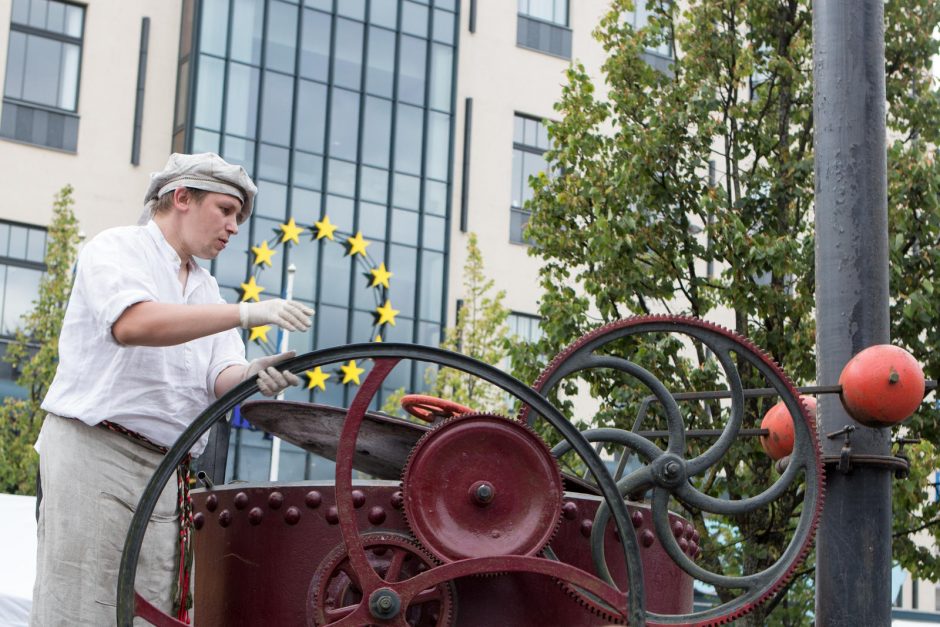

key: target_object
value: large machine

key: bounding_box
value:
[118,317,831,625]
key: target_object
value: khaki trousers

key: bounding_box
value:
[30,414,178,626]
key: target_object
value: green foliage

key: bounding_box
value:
[509,0,940,623]
[0,186,81,495]
[381,233,510,416]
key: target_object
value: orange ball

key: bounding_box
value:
[760,396,816,461]
[838,345,925,428]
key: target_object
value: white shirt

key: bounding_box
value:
[42,220,248,454]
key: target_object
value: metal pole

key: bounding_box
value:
[813,1,892,624]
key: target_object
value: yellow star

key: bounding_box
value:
[249,325,271,343]
[375,300,400,326]
[315,215,338,241]
[240,276,265,302]
[251,240,277,267]
[346,231,371,257]
[340,360,365,385]
[279,218,305,245]
[369,263,393,289]
[305,366,331,391]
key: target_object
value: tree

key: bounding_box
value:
[384,232,510,415]
[510,0,940,623]
[0,186,81,495]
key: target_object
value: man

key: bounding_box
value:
[31,153,313,625]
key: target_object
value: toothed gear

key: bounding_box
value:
[401,413,565,564]
[308,532,455,627]
[522,315,825,626]
[559,580,627,625]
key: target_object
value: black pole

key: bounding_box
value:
[813,1,893,625]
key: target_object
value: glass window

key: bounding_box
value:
[360,166,389,204]
[366,27,396,97]
[325,194,355,232]
[329,88,361,161]
[424,180,447,217]
[518,0,568,26]
[428,44,453,112]
[362,96,392,168]
[358,201,388,240]
[2,0,84,149]
[369,0,398,29]
[230,0,265,65]
[295,79,327,153]
[260,71,294,146]
[401,1,429,38]
[222,135,255,172]
[319,244,352,307]
[393,173,420,210]
[225,62,260,137]
[425,111,450,181]
[391,208,419,246]
[258,143,290,183]
[327,158,357,197]
[266,1,298,74]
[333,18,364,91]
[0,220,47,338]
[293,150,324,190]
[291,186,321,223]
[289,222,320,301]
[511,114,552,243]
[508,312,543,342]
[432,9,455,45]
[194,55,225,131]
[192,128,221,153]
[336,0,366,20]
[255,180,288,220]
[422,214,445,252]
[420,250,444,321]
[300,8,331,81]
[394,103,423,175]
[397,36,426,106]
[388,244,417,318]
[634,1,673,59]
[200,0,230,56]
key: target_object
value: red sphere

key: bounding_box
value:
[839,344,925,428]
[760,396,816,461]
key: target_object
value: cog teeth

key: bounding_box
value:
[556,578,626,625]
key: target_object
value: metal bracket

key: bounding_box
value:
[821,425,913,476]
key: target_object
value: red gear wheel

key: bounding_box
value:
[308,532,455,627]
[401,413,564,563]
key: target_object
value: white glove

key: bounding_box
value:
[245,351,302,397]
[239,299,314,332]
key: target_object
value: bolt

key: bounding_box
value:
[888,368,899,384]
[664,460,681,478]
[469,481,495,506]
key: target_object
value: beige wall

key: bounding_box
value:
[448,1,610,322]
[0,0,181,239]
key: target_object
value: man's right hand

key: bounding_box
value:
[239,299,314,331]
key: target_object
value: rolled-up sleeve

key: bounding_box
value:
[76,234,158,337]
[206,327,249,400]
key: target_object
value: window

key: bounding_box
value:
[510,114,551,245]
[517,0,571,59]
[633,0,673,73]
[508,312,543,344]
[0,219,48,398]
[1,0,85,151]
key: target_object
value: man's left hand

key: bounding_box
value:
[245,351,301,397]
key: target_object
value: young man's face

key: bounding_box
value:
[183,191,242,260]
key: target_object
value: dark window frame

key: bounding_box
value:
[510,113,551,245]
[1,0,86,151]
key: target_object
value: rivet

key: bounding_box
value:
[580,519,593,538]
[193,513,205,530]
[684,523,694,540]
[691,529,700,543]
[678,537,689,553]
[234,492,249,510]
[305,490,322,509]
[630,511,644,528]
[326,506,339,525]
[205,494,218,512]
[640,529,655,547]
[219,509,232,528]
[352,490,366,509]
[368,506,386,525]
[562,501,578,520]
[285,506,301,525]
[689,542,699,558]
[672,520,685,539]
[390,491,404,510]
[268,491,284,510]
[248,507,264,525]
